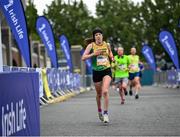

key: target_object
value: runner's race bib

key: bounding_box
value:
[97,55,109,66]
[130,64,139,71]
[118,64,126,70]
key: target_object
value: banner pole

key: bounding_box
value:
[0,18,3,72]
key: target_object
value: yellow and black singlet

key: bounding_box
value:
[91,41,111,71]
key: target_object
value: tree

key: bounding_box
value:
[44,0,93,47]
[96,0,139,54]
[25,0,180,60]
[25,0,39,40]
[139,0,180,60]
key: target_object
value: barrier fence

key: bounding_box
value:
[0,72,40,136]
[1,66,179,136]
[153,69,180,88]
[2,66,179,100]
[2,66,93,106]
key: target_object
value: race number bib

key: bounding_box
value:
[130,64,139,71]
[97,55,108,66]
[118,64,126,70]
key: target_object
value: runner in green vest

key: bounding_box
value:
[114,47,129,104]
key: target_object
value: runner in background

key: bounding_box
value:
[128,47,141,99]
[114,47,129,104]
[128,61,144,96]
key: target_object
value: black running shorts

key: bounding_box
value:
[92,68,112,83]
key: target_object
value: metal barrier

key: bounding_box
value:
[153,69,180,88]
[80,74,93,89]
[2,66,92,106]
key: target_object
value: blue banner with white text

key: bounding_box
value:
[159,31,179,69]
[0,0,31,67]
[36,16,58,68]
[0,72,40,136]
[59,35,73,72]
[142,44,156,71]
[80,49,92,74]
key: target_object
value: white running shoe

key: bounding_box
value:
[98,112,104,122]
[103,114,109,123]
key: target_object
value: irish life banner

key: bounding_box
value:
[59,35,73,72]
[0,0,31,67]
[36,16,58,68]
[142,44,156,71]
[80,49,92,74]
[0,72,40,136]
[159,30,179,69]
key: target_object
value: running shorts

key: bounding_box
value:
[93,68,112,83]
[128,72,140,80]
[114,77,129,85]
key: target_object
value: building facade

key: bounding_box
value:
[0,0,51,68]
[0,0,85,74]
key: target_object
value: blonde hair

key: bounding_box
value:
[118,47,124,51]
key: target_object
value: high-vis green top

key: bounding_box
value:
[111,61,116,78]
[114,55,129,78]
[128,55,140,73]
[91,42,111,71]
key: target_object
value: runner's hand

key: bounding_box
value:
[94,50,102,56]
[111,57,115,62]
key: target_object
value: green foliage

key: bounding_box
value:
[96,0,141,55]
[25,0,180,60]
[44,0,93,47]
[138,0,180,59]
[25,0,39,40]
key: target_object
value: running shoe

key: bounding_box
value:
[129,90,133,96]
[121,99,125,105]
[103,114,109,123]
[135,94,139,99]
[124,90,128,96]
[98,112,104,122]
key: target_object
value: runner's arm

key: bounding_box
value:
[81,43,102,61]
[81,43,94,61]
[107,43,114,61]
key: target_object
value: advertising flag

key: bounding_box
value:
[159,31,179,69]
[36,16,58,68]
[142,44,156,71]
[59,35,73,72]
[0,0,31,67]
[80,49,92,74]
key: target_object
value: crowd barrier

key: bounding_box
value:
[153,69,180,88]
[2,66,92,106]
[0,72,40,136]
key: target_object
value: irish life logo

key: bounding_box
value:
[1,99,27,136]
[3,0,24,39]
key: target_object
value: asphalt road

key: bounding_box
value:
[41,86,180,136]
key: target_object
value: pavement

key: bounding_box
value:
[41,86,180,136]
